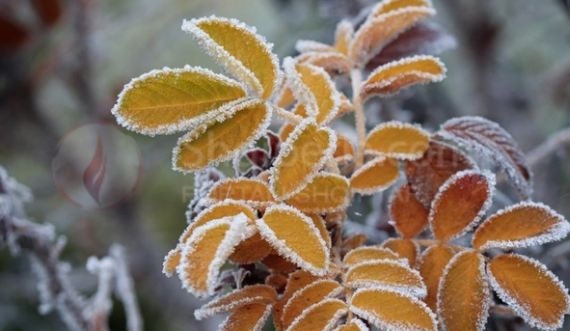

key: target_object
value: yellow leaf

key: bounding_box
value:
[270,120,336,199]
[334,20,354,55]
[382,238,420,267]
[286,173,349,213]
[178,215,253,296]
[361,56,446,100]
[308,214,332,249]
[473,202,570,251]
[279,103,309,142]
[343,247,401,267]
[488,254,570,330]
[389,183,429,239]
[438,251,489,331]
[112,67,248,135]
[350,289,436,331]
[286,299,348,331]
[183,17,280,99]
[257,204,329,275]
[341,234,367,255]
[297,52,352,76]
[430,170,494,242]
[229,232,272,264]
[350,157,399,195]
[418,245,455,312]
[208,178,275,208]
[371,0,433,18]
[365,121,429,160]
[162,247,183,277]
[344,260,426,297]
[334,319,369,331]
[333,134,354,164]
[219,304,272,331]
[276,81,295,108]
[262,253,298,273]
[194,285,277,320]
[282,280,343,329]
[173,99,271,172]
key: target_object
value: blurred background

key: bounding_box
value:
[1,0,570,330]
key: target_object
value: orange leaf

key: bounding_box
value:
[334,319,369,331]
[297,52,351,76]
[178,215,253,296]
[208,178,275,208]
[350,289,436,331]
[308,214,332,249]
[276,81,295,108]
[334,20,354,55]
[344,260,426,297]
[112,67,248,135]
[389,183,429,238]
[265,273,288,291]
[371,0,433,17]
[430,170,494,242]
[218,304,272,331]
[257,205,330,275]
[183,17,280,99]
[350,157,399,195]
[229,232,272,264]
[382,238,420,267]
[361,55,445,100]
[348,5,435,65]
[286,173,349,213]
[282,280,344,329]
[194,285,277,320]
[343,247,401,267]
[438,251,489,331]
[262,253,298,273]
[286,299,348,331]
[341,234,367,255]
[173,99,271,172]
[473,202,570,251]
[488,254,570,330]
[279,103,309,142]
[270,120,336,199]
[333,133,355,164]
[365,121,429,160]
[417,245,455,312]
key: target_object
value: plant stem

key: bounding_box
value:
[272,105,303,125]
[351,69,366,170]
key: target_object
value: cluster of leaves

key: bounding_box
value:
[111,0,570,330]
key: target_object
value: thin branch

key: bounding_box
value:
[272,105,303,124]
[110,245,143,331]
[527,127,570,166]
[351,68,366,170]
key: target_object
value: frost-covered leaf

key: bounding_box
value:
[229,232,273,264]
[345,260,426,297]
[365,121,429,160]
[295,40,336,54]
[262,253,298,273]
[246,148,269,168]
[350,289,437,331]
[195,285,277,320]
[178,215,253,297]
[266,273,288,291]
[282,280,344,329]
[361,55,445,100]
[404,140,476,206]
[283,58,341,124]
[473,202,570,251]
[334,319,369,331]
[342,235,368,254]
[208,178,275,208]
[270,120,336,199]
[333,134,355,164]
[438,251,489,331]
[348,2,435,65]
[286,173,349,214]
[350,157,399,195]
[417,245,455,312]
[182,16,280,99]
[334,20,354,55]
[173,99,271,172]
[256,204,329,276]
[343,247,402,267]
[275,80,295,109]
[429,170,495,242]
[438,116,533,199]
[308,214,332,249]
[112,66,248,135]
[218,304,272,331]
[488,254,570,330]
[279,103,309,142]
[389,183,429,239]
[382,238,420,267]
[286,299,347,331]
[297,52,351,76]
[370,0,433,17]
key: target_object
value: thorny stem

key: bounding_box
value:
[351,68,366,170]
[272,105,303,125]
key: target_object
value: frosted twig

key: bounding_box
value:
[527,127,570,166]
[86,256,115,331]
[272,105,303,125]
[351,68,366,170]
[110,245,143,331]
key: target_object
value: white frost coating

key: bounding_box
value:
[350,156,400,195]
[162,246,182,277]
[111,66,249,136]
[255,204,330,276]
[295,40,335,54]
[343,246,409,267]
[428,169,496,241]
[370,0,432,16]
[171,99,272,174]
[206,178,275,209]
[194,285,273,320]
[282,279,344,323]
[176,214,254,297]
[283,57,318,118]
[349,288,437,331]
[217,303,272,331]
[381,238,421,267]
[333,318,369,331]
[348,6,436,65]
[182,16,282,99]
[344,260,427,298]
[285,298,348,331]
[436,250,490,331]
[487,254,570,331]
[365,121,430,160]
[269,119,337,200]
[474,201,570,252]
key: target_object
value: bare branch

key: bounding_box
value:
[527,127,570,166]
